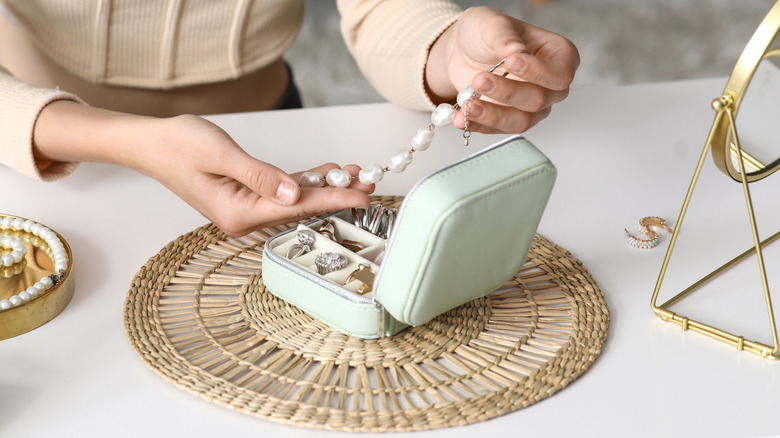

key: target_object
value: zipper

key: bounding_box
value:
[373,298,386,338]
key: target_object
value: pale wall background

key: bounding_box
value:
[286,0,775,107]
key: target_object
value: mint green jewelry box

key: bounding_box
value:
[262,135,556,338]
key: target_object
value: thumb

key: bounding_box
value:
[478,12,528,60]
[235,156,301,205]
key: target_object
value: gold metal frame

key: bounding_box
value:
[650,1,780,360]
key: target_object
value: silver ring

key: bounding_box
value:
[286,243,311,259]
[385,209,396,238]
[351,208,364,229]
[314,252,349,275]
[351,204,398,238]
[297,229,315,246]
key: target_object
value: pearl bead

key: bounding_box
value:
[358,164,385,185]
[389,150,413,173]
[9,295,21,306]
[22,220,33,232]
[1,217,12,229]
[11,250,24,263]
[11,218,23,230]
[30,223,42,235]
[411,126,434,151]
[457,85,480,107]
[41,277,53,288]
[0,300,10,310]
[19,291,31,302]
[299,172,325,188]
[27,287,39,298]
[2,253,13,267]
[431,104,454,127]
[326,169,352,188]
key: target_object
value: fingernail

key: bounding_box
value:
[474,76,494,94]
[275,181,297,204]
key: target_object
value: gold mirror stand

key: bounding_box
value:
[650,2,780,361]
[650,96,779,360]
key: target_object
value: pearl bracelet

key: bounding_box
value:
[300,58,511,189]
[0,215,69,312]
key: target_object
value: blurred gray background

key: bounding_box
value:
[287,0,775,107]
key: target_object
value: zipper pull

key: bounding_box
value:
[373,298,385,338]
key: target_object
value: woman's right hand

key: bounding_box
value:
[33,101,373,236]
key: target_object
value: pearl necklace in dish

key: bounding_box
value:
[0,215,69,311]
[299,58,509,189]
[0,235,27,276]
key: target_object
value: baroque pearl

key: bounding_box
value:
[303,66,495,188]
[326,169,352,188]
[431,103,454,127]
[388,150,413,173]
[300,172,326,188]
[358,164,385,185]
[411,126,434,151]
[457,85,480,107]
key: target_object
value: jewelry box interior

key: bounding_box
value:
[265,206,395,299]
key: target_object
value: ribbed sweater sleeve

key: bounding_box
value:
[0,66,84,181]
[337,0,462,111]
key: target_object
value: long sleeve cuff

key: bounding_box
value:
[0,66,84,181]
[338,0,462,111]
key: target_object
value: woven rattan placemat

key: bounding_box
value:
[124,196,609,432]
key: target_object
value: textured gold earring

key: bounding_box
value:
[626,217,673,249]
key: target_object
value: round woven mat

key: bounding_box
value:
[124,196,609,432]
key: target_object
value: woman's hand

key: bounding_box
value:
[33,102,372,237]
[426,6,580,134]
[140,114,373,236]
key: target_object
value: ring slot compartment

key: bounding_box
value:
[268,220,383,297]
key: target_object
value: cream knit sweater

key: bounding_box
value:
[0,0,461,181]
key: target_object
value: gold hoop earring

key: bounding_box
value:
[626,217,673,249]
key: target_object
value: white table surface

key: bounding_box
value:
[3,77,780,438]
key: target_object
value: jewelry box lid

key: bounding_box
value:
[374,135,556,327]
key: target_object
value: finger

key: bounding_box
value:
[502,31,579,91]
[454,99,551,134]
[477,11,529,62]
[213,185,371,237]
[228,153,302,206]
[472,72,570,113]
[254,187,371,230]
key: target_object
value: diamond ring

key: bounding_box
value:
[315,252,349,275]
